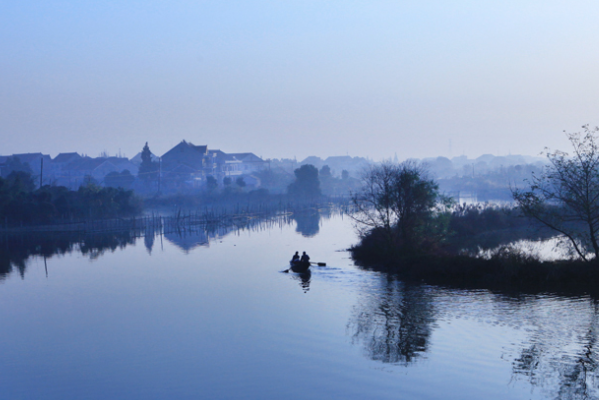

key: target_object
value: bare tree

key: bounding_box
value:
[351,161,448,250]
[352,162,398,239]
[514,125,599,261]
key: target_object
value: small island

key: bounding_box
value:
[350,126,599,294]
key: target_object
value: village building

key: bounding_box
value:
[48,155,137,189]
[227,153,268,174]
[0,153,52,179]
[0,141,267,192]
[159,141,267,189]
[130,151,159,165]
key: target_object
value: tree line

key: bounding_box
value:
[0,171,142,225]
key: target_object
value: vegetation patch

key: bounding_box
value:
[350,128,599,292]
[0,171,142,225]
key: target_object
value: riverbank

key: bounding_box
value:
[351,247,599,295]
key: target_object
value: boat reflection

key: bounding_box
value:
[290,270,311,293]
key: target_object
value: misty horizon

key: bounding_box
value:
[3,2,598,161]
[0,146,547,166]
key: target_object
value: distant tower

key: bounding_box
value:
[393,152,399,163]
[449,139,453,158]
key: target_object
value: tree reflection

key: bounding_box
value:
[557,337,597,400]
[144,227,155,254]
[291,210,320,237]
[348,273,599,399]
[348,277,435,365]
[510,299,599,400]
[0,210,343,280]
[0,232,137,279]
[512,343,542,386]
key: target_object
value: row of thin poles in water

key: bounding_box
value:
[0,201,354,239]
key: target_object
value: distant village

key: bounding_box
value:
[0,140,371,195]
[0,141,260,191]
[0,138,547,200]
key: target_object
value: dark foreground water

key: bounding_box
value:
[1,214,599,400]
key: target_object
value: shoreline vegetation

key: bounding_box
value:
[0,165,351,232]
[350,127,599,293]
[349,216,599,295]
[350,209,599,296]
[348,203,593,293]
[352,252,599,296]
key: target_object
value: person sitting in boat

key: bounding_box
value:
[291,252,300,263]
[300,252,310,263]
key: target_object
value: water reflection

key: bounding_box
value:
[348,277,434,365]
[163,223,252,253]
[0,232,137,279]
[348,276,599,399]
[290,270,311,293]
[144,227,155,254]
[164,229,210,252]
[507,297,599,399]
[5,214,599,399]
[0,210,345,280]
[291,210,320,237]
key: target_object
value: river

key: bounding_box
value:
[1,212,597,399]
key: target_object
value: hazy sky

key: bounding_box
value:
[2,1,599,161]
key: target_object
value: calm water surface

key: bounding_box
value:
[1,214,598,400]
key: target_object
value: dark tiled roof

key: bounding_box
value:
[11,153,48,164]
[161,141,208,170]
[68,158,106,172]
[162,140,208,158]
[208,150,236,162]
[228,153,264,162]
[104,157,133,167]
[53,152,81,163]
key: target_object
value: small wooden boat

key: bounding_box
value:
[289,260,311,273]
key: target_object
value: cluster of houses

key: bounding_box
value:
[0,140,268,191]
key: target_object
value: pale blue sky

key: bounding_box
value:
[2,1,599,160]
